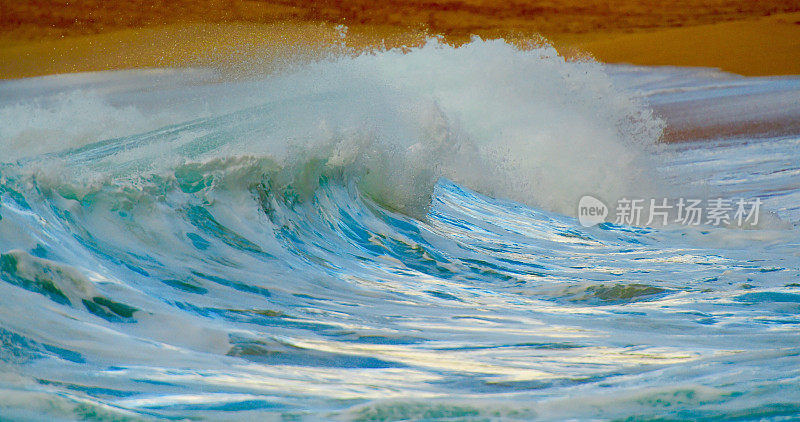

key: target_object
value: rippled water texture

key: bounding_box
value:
[0,39,799,420]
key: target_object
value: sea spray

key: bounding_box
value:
[1,38,665,217]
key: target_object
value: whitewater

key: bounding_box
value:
[0,38,799,421]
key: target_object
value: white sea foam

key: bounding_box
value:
[0,38,665,216]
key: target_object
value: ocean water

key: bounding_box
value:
[0,39,799,421]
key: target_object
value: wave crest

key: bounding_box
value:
[1,37,665,217]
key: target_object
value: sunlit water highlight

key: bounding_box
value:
[0,39,798,421]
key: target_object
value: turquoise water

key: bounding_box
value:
[0,39,799,421]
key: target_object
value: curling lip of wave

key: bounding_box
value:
[1,38,665,217]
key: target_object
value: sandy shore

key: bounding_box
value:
[1,0,799,79]
[2,13,800,80]
[552,12,800,77]
[0,23,371,80]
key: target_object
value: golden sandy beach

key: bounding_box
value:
[1,1,800,79]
